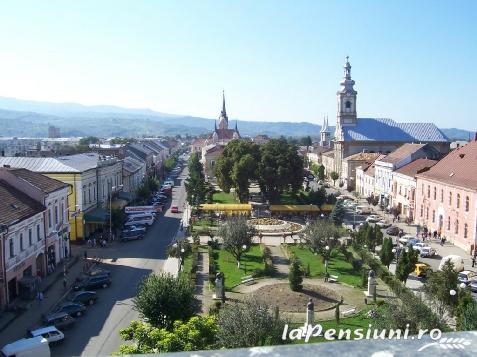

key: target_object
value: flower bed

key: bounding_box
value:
[249,218,283,225]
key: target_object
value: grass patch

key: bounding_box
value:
[290,311,372,344]
[212,191,238,204]
[287,245,363,288]
[182,252,193,275]
[215,244,265,290]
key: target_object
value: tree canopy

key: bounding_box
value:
[218,217,256,265]
[301,220,339,254]
[185,153,213,206]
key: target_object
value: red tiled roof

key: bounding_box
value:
[0,180,45,226]
[6,168,69,193]
[417,140,477,190]
[208,129,240,140]
[379,143,426,164]
[344,152,381,161]
[393,158,438,178]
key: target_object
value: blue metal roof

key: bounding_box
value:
[342,118,448,142]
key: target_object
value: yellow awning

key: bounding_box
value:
[270,205,320,212]
[199,203,252,212]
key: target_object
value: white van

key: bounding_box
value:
[27,326,64,344]
[127,212,156,219]
[1,336,50,357]
[356,206,372,215]
[124,214,154,227]
[439,255,465,272]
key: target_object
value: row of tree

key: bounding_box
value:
[215,138,304,203]
[185,153,214,206]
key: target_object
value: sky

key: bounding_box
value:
[0,0,475,130]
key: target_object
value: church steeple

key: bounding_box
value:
[218,90,229,130]
[336,56,358,127]
[320,115,331,148]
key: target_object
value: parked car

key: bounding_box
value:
[27,326,65,344]
[415,263,431,278]
[438,255,465,272]
[406,238,422,248]
[68,291,98,306]
[171,206,179,213]
[1,337,50,357]
[74,274,111,291]
[356,206,372,215]
[458,270,477,285]
[122,225,146,235]
[121,232,144,242]
[469,279,477,292]
[376,220,391,228]
[413,243,436,257]
[54,302,86,318]
[386,226,401,236]
[42,312,76,330]
[365,215,381,223]
[398,234,415,245]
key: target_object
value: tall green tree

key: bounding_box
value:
[218,217,255,267]
[133,273,195,329]
[395,247,419,283]
[330,200,346,226]
[185,153,209,206]
[301,220,339,254]
[379,237,394,268]
[215,140,260,202]
[424,260,458,309]
[317,164,325,181]
[289,258,303,291]
[258,138,304,203]
[330,171,339,185]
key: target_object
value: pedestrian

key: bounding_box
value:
[93,238,96,247]
[471,255,476,268]
[63,278,67,291]
[440,237,444,246]
[84,250,88,260]
[87,239,92,248]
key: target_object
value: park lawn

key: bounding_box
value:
[288,245,363,288]
[212,191,238,204]
[289,312,372,344]
[215,245,265,290]
[182,252,193,275]
[280,190,310,204]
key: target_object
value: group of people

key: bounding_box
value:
[86,237,108,248]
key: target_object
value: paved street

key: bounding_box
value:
[52,167,188,356]
[0,167,189,356]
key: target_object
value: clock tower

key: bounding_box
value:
[336,56,357,127]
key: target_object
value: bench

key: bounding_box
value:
[341,307,357,317]
[241,275,255,285]
[328,274,339,283]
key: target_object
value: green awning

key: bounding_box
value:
[83,207,110,224]
[118,191,136,202]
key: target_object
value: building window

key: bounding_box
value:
[440,189,443,203]
[447,216,451,230]
[48,209,52,228]
[398,185,401,195]
[29,228,32,246]
[455,220,459,234]
[9,239,14,258]
[457,194,460,209]
[433,187,436,200]
[83,185,87,204]
[465,196,469,212]
[20,233,24,251]
[37,224,41,241]
[464,224,468,238]
[427,185,430,198]
[60,203,64,223]
[432,210,435,223]
[421,183,424,195]
[449,192,452,206]
[54,206,59,224]
[420,205,423,217]
[345,101,351,109]
[426,207,429,220]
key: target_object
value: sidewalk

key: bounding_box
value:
[0,245,95,347]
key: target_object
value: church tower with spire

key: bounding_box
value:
[336,56,357,127]
[218,90,229,130]
[320,115,331,148]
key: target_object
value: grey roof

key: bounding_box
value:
[123,156,145,173]
[0,157,80,173]
[56,153,100,172]
[341,118,448,142]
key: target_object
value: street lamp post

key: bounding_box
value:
[242,244,247,274]
[450,289,457,306]
[324,245,330,275]
[179,247,185,272]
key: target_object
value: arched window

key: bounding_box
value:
[447,216,451,230]
[457,193,460,208]
[426,207,429,220]
[465,196,470,212]
[464,224,468,238]
[440,189,444,203]
[427,185,430,198]
[433,187,436,200]
[449,192,452,205]
[345,101,351,109]
[455,220,459,234]
[432,210,435,223]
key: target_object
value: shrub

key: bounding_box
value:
[352,259,363,271]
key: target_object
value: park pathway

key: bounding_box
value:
[195,250,212,313]
[268,245,289,278]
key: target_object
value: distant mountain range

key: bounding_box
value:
[0,96,472,140]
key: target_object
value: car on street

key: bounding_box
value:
[438,255,465,272]
[356,206,372,215]
[122,225,146,235]
[415,263,431,278]
[413,243,436,257]
[54,302,86,318]
[398,234,415,245]
[406,238,422,247]
[386,226,401,236]
[171,206,179,213]
[27,326,65,344]
[365,214,381,223]
[74,274,111,291]
[42,312,76,330]
[458,270,477,285]
[121,231,144,242]
[376,220,391,228]
[67,291,98,306]
[469,279,477,292]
